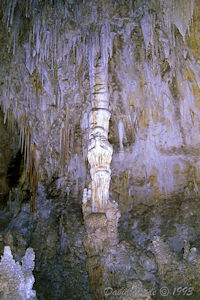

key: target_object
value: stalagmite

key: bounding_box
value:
[0,246,36,299]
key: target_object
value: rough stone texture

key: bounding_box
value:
[0,185,91,300]
[0,110,20,207]
[0,0,200,299]
[119,197,200,299]
[82,198,121,299]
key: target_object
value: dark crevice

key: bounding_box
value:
[7,151,24,189]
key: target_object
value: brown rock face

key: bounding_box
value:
[0,110,20,208]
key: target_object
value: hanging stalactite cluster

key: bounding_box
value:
[0,0,197,203]
[0,104,39,210]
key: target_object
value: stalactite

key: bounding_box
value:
[118,119,124,152]
[0,98,39,211]
[171,0,195,38]
[141,9,155,55]
[59,106,70,177]
[27,141,38,212]
[139,0,195,69]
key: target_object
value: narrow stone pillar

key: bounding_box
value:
[87,59,113,212]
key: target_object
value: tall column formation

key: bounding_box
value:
[81,27,122,299]
[87,57,113,212]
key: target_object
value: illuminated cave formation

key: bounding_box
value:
[0,0,200,299]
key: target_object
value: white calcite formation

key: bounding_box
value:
[0,246,36,300]
[118,119,125,152]
[87,39,113,213]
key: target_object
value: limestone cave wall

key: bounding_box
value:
[0,0,200,299]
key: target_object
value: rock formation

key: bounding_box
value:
[87,56,113,212]
[0,246,36,300]
[0,0,200,299]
